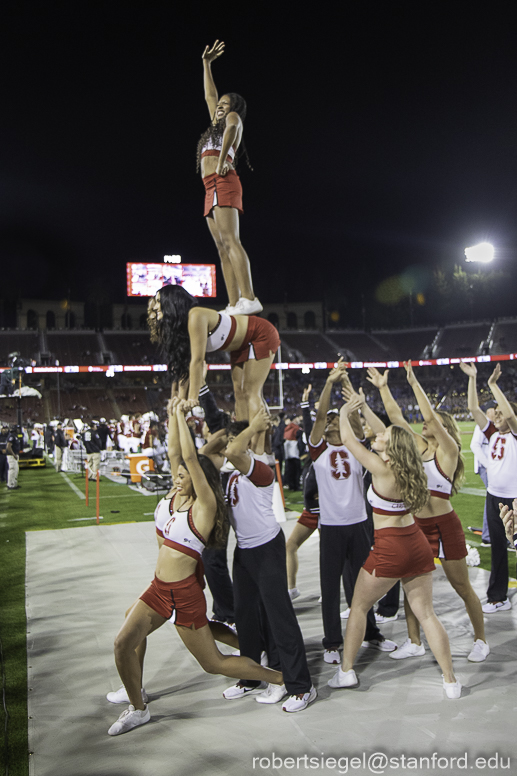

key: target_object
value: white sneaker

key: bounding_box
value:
[289,588,300,601]
[234,297,263,315]
[256,683,287,704]
[328,668,358,689]
[223,681,267,699]
[282,685,317,712]
[482,599,511,613]
[340,608,351,620]
[443,677,462,699]
[106,686,148,704]
[388,638,425,660]
[362,638,397,652]
[468,639,490,662]
[220,303,238,314]
[108,704,150,735]
[323,649,341,664]
[375,612,399,623]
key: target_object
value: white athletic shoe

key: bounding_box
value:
[327,668,358,689]
[323,649,341,664]
[467,639,490,662]
[482,599,511,613]
[108,704,150,735]
[443,677,462,699]
[223,681,267,699]
[282,685,317,712]
[340,608,351,620]
[388,638,425,660]
[289,588,301,601]
[375,612,399,623]
[255,683,287,704]
[106,686,148,704]
[362,638,397,652]
[234,297,263,315]
[220,303,238,315]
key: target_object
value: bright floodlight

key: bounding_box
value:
[464,242,494,263]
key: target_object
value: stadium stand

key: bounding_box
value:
[490,320,517,355]
[102,332,157,365]
[433,322,491,358]
[371,328,438,360]
[46,332,101,366]
[279,332,337,362]
[0,331,41,366]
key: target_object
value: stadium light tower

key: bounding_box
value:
[464,242,494,263]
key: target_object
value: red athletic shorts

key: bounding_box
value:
[139,574,208,629]
[230,316,281,365]
[203,170,243,218]
[363,522,436,578]
[415,510,468,561]
[297,509,319,530]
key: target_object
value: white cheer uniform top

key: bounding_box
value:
[483,421,517,499]
[205,313,237,353]
[367,484,411,517]
[422,454,452,500]
[154,496,171,538]
[226,458,280,549]
[309,439,367,526]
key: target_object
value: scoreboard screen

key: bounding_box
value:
[127,263,216,297]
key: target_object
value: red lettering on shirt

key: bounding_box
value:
[228,472,240,507]
[330,450,351,480]
[491,436,506,461]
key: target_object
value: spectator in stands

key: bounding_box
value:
[0,424,9,484]
[53,423,67,472]
[82,423,102,480]
[461,362,517,613]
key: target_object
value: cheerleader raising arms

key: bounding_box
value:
[328,398,460,698]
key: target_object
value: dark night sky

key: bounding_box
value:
[2,1,517,325]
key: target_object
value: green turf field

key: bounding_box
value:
[0,423,513,775]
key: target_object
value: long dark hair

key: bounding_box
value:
[148,284,198,382]
[196,92,252,172]
[184,454,229,549]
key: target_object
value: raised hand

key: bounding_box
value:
[488,363,502,386]
[404,360,417,386]
[459,361,477,378]
[328,358,346,384]
[366,367,389,389]
[302,384,312,403]
[202,40,225,63]
[340,395,363,417]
